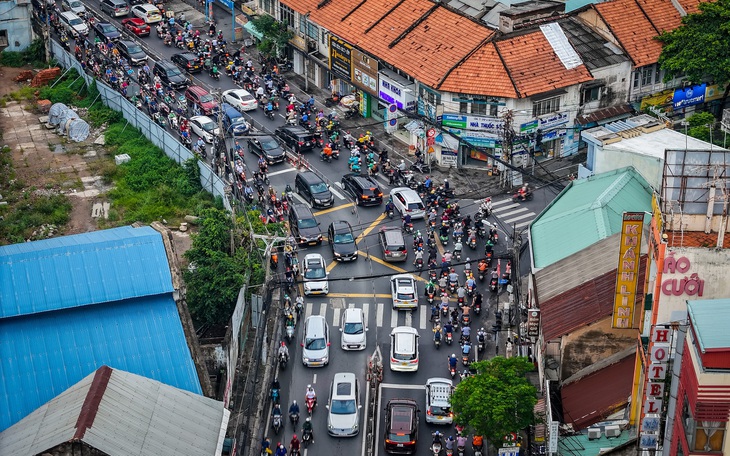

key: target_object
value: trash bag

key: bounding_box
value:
[62,117,91,142]
[48,103,69,126]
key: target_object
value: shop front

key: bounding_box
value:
[440,113,505,170]
[350,48,378,118]
[519,111,569,160]
[378,68,416,119]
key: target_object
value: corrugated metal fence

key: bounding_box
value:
[50,40,232,211]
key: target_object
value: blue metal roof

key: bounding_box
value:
[0,294,202,431]
[0,226,174,318]
[687,299,730,352]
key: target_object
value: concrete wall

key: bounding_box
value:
[593,147,664,189]
[0,2,34,52]
[580,60,633,113]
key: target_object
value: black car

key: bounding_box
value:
[384,399,419,454]
[288,204,322,245]
[93,22,121,43]
[152,60,189,90]
[117,40,147,66]
[171,52,202,74]
[248,135,286,164]
[274,125,315,154]
[341,173,383,206]
[328,221,358,262]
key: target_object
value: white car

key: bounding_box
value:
[390,274,418,310]
[61,0,86,17]
[425,378,454,424]
[340,308,367,350]
[303,253,329,296]
[131,4,162,23]
[326,372,361,437]
[390,326,419,372]
[390,187,426,219]
[223,88,258,112]
[189,115,220,143]
[59,11,89,37]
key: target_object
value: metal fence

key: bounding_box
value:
[50,40,232,211]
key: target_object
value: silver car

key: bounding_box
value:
[340,307,367,350]
[390,187,426,219]
[327,372,361,437]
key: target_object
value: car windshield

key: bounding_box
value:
[231,117,247,125]
[304,266,326,280]
[344,322,364,335]
[430,405,450,416]
[310,182,328,194]
[298,218,317,229]
[200,120,215,132]
[397,291,415,300]
[167,66,182,76]
[407,202,425,210]
[69,1,82,7]
[69,18,83,25]
[100,23,115,32]
[260,138,279,150]
[241,93,255,102]
[200,94,215,103]
[127,44,142,53]
[330,399,357,415]
[305,337,326,350]
[334,232,354,244]
[388,433,412,443]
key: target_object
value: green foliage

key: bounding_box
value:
[184,248,245,324]
[682,112,726,145]
[687,111,716,128]
[251,15,293,60]
[657,0,730,90]
[240,209,286,237]
[0,39,47,67]
[451,357,537,446]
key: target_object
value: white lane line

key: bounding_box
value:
[496,207,529,218]
[491,203,520,213]
[305,302,313,319]
[332,307,341,327]
[312,373,317,384]
[268,167,297,177]
[376,303,384,327]
[334,181,344,188]
[419,305,427,329]
[503,212,535,224]
[380,383,426,390]
[317,302,326,316]
[291,192,308,205]
[363,302,370,324]
[491,199,513,207]
[329,184,346,201]
[390,308,398,327]
[405,311,412,328]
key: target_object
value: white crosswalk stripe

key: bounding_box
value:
[376,303,384,327]
[390,308,398,327]
[301,301,432,331]
[503,212,535,224]
[491,198,537,229]
[332,307,341,327]
[404,311,412,327]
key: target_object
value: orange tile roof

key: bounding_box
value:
[676,0,704,14]
[438,42,518,98]
[666,230,730,249]
[636,0,682,32]
[495,30,594,97]
[594,0,663,67]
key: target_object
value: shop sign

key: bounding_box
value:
[444,127,499,148]
[351,49,378,96]
[526,309,540,338]
[329,35,352,81]
[705,84,724,102]
[542,129,566,142]
[358,90,371,118]
[520,119,538,134]
[442,114,467,129]
[538,111,569,130]
[673,83,706,110]
[641,327,672,449]
[379,71,416,111]
[612,212,644,329]
[442,114,503,132]
[289,34,306,52]
[660,252,705,298]
[441,149,457,166]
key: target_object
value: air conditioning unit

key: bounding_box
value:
[605,425,621,438]
[306,38,317,52]
[587,428,601,440]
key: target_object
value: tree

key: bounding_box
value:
[451,357,537,446]
[657,0,730,116]
[250,15,293,61]
[183,249,245,324]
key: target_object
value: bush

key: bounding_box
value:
[0,39,47,67]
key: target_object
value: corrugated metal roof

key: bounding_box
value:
[530,167,653,269]
[0,366,228,456]
[688,299,730,351]
[560,350,635,430]
[0,225,174,318]
[0,294,202,431]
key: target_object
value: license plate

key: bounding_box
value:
[397,444,404,447]
[437,416,444,420]
[348,345,359,349]
[305,142,311,146]
[308,241,317,246]
[309,361,322,366]
[401,362,408,366]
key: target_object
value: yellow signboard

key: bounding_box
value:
[613,212,644,328]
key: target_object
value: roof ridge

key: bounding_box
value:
[364,0,407,34]
[436,34,496,90]
[631,0,661,36]
[388,3,440,48]
[73,365,113,440]
[493,39,522,98]
[591,3,633,66]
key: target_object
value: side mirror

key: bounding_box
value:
[325,405,330,410]
[339,328,343,332]
[300,343,304,347]
[327,342,331,346]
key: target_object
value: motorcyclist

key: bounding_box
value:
[295,295,304,313]
[438,274,448,291]
[273,403,282,418]
[440,292,449,311]
[413,247,423,266]
[414,231,424,247]
[461,325,471,342]
[275,443,287,456]
[384,200,395,216]
[473,293,483,309]
[425,279,437,296]
[443,250,453,266]
[457,434,468,450]
[477,327,487,344]
[454,239,463,257]
[290,435,300,454]
[473,435,484,451]
[306,384,317,407]
[456,285,467,301]
[261,437,272,455]
[271,377,280,392]
[244,183,254,200]
[517,183,529,201]
[478,258,489,274]
[465,275,476,291]
[278,341,289,362]
[433,323,442,340]
[443,322,454,337]
[433,431,443,446]
[302,417,314,443]
[321,143,332,161]
[462,340,472,357]
[448,270,459,288]
[424,175,433,190]
[402,213,412,231]
[289,400,300,417]
[445,435,456,452]
[448,354,458,370]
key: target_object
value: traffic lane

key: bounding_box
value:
[375,381,432,456]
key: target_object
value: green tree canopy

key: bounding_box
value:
[657,0,730,111]
[451,357,537,446]
[250,15,293,60]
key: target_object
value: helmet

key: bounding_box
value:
[280,341,285,346]
[466,258,471,262]
[306,417,311,422]
[451,353,456,358]
[280,444,285,449]
[292,434,297,439]
[292,400,297,404]
[481,327,485,331]
[307,384,312,389]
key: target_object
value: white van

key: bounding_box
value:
[389,326,419,372]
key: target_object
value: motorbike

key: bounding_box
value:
[279,352,288,369]
[512,188,534,203]
[445,331,453,345]
[152,112,167,128]
[415,257,423,271]
[454,247,462,262]
[448,280,458,295]
[476,199,492,219]
[462,352,470,366]
[302,429,312,447]
[426,288,436,305]
[272,412,282,434]
[474,300,481,315]
[449,361,456,378]
[404,222,414,234]
[467,236,477,250]
[434,332,441,349]
[305,396,316,415]
[387,208,394,219]
[466,283,475,297]
[461,312,470,327]
[265,108,275,120]
[290,412,299,426]
[209,69,220,81]
[457,443,466,456]
[490,271,499,292]
[477,334,486,352]
[431,441,443,455]
[440,300,450,317]
[271,388,280,404]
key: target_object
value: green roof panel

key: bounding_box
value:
[687,299,730,351]
[530,167,653,269]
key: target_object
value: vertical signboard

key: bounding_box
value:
[612,212,644,328]
[351,48,378,96]
[329,35,353,81]
[526,309,540,338]
[640,327,671,449]
[385,103,398,134]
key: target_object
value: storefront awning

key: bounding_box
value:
[436,133,460,150]
[403,120,425,137]
[243,21,263,41]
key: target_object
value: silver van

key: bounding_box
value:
[302,315,330,367]
[378,226,407,262]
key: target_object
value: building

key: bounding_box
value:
[0,0,34,52]
[0,365,230,456]
[527,167,653,433]
[668,299,730,455]
[580,114,726,189]
[0,226,204,431]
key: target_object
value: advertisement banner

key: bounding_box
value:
[441,149,457,166]
[612,212,644,328]
[379,70,416,111]
[520,119,538,134]
[442,114,504,132]
[526,309,540,338]
[351,49,378,97]
[329,35,352,81]
[672,84,706,110]
[538,111,569,130]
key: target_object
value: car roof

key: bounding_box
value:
[176,52,198,59]
[391,273,414,283]
[119,40,135,46]
[391,187,420,199]
[330,220,351,232]
[137,4,158,9]
[190,115,214,123]
[60,11,79,18]
[391,326,419,336]
[343,307,363,323]
[292,203,314,217]
[332,373,357,398]
[304,253,325,263]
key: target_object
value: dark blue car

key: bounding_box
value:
[93,22,122,43]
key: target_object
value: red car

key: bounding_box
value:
[121,17,150,36]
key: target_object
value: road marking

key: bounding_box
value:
[495,207,528,218]
[380,382,426,390]
[334,181,343,188]
[305,302,313,319]
[376,303,384,327]
[312,373,317,384]
[326,292,391,298]
[491,198,513,207]
[405,311,412,327]
[434,232,445,257]
[363,302,370,323]
[515,220,532,229]
[419,305,427,329]
[390,308,398,327]
[332,307,341,327]
[326,260,338,273]
[357,251,429,283]
[329,184,345,200]
[355,213,386,244]
[503,212,535,224]
[317,302,326,316]
[291,192,308,205]
[267,167,297,177]
[313,202,355,216]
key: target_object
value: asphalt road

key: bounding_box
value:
[53,5,557,452]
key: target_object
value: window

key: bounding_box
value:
[321,29,327,45]
[532,96,560,117]
[655,66,662,84]
[634,70,640,89]
[581,86,601,104]
[0,30,7,50]
[459,101,468,113]
[641,66,653,86]
[683,398,726,452]
[418,86,440,105]
[489,104,498,117]
[279,4,294,27]
[471,102,487,115]
[306,22,318,40]
[259,0,273,14]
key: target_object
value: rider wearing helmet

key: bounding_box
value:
[302,416,315,443]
